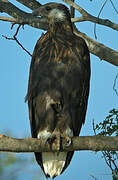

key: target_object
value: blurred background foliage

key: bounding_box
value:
[0,131,43,180]
[94,109,118,180]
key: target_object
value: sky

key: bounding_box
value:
[0,0,118,180]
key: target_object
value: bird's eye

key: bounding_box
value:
[46,6,51,11]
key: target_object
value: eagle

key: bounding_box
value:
[26,2,90,179]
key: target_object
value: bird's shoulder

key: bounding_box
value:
[32,32,89,63]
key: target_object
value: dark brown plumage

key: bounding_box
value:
[26,2,90,178]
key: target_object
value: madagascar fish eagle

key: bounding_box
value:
[26,2,90,178]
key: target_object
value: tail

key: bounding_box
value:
[35,151,74,178]
[42,152,67,178]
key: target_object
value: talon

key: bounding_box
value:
[65,136,72,147]
[43,137,51,145]
[47,135,56,145]
[42,133,61,151]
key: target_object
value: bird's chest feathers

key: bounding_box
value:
[39,35,74,63]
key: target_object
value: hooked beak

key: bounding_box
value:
[32,6,48,24]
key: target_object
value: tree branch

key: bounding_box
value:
[74,27,118,66]
[1,0,118,31]
[62,0,118,31]
[0,0,48,30]
[0,135,118,153]
[0,0,118,66]
[16,0,41,10]
[0,16,17,23]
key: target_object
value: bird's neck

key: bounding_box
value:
[49,22,73,37]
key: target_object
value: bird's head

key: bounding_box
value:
[32,3,72,27]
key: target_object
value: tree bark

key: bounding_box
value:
[0,135,118,153]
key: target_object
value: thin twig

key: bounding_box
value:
[2,24,32,57]
[110,158,118,170]
[102,151,114,171]
[92,119,97,135]
[90,174,98,180]
[94,0,109,39]
[113,74,118,96]
[109,0,118,15]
